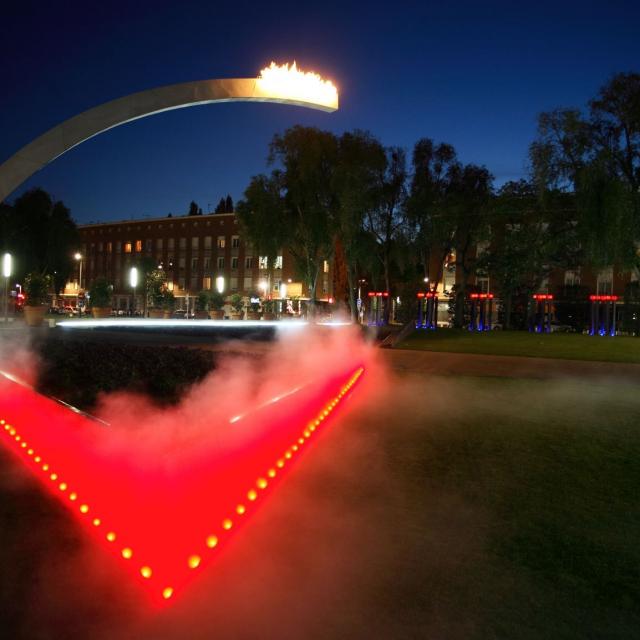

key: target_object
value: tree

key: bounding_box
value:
[447,164,493,327]
[225,195,234,212]
[332,130,386,320]
[187,201,201,216]
[406,138,459,291]
[530,72,640,277]
[364,147,408,318]
[238,126,338,313]
[214,198,226,213]
[0,188,78,292]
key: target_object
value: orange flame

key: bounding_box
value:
[257,61,338,111]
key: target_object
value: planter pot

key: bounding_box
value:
[24,305,47,327]
[195,311,208,320]
[91,307,112,319]
[246,311,261,320]
[262,312,276,321]
[230,311,242,320]
[148,309,164,319]
[209,310,224,320]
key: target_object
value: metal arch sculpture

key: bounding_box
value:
[0,72,339,203]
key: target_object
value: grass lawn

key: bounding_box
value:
[356,374,640,639]
[397,328,640,363]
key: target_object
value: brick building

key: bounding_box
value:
[66,212,334,310]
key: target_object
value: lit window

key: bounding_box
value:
[135,240,142,252]
[124,242,132,254]
[107,242,112,253]
[217,236,226,249]
[203,276,212,290]
[323,260,329,273]
[259,256,269,269]
[275,256,283,270]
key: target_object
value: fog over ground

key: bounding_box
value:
[1,326,639,639]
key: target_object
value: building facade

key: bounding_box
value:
[67,212,334,310]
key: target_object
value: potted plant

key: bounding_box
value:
[229,293,244,320]
[208,291,225,319]
[24,272,52,326]
[195,291,209,319]
[162,290,176,318]
[88,277,112,318]
[262,298,276,321]
[148,287,165,318]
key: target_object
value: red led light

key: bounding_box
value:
[590,294,618,301]
[0,365,365,605]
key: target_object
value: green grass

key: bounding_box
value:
[362,375,640,638]
[397,329,640,363]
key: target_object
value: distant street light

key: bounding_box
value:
[74,252,83,315]
[130,267,138,315]
[2,253,12,323]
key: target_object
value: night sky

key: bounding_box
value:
[1,0,638,224]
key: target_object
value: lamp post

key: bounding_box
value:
[2,253,11,323]
[74,252,83,315]
[130,267,138,316]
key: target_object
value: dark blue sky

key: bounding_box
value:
[1,0,638,223]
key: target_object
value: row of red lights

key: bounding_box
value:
[416,292,438,299]
[532,294,554,300]
[0,366,365,603]
[470,293,494,300]
[367,292,389,297]
[590,295,619,301]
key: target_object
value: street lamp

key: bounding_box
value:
[130,267,138,315]
[2,253,11,323]
[74,252,83,315]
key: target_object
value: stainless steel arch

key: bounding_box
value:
[0,76,338,202]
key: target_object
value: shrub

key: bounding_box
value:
[209,291,225,311]
[88,277,112,308]
[230,293,244,312]
[196,291,209,312]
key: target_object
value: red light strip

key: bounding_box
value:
[0,366,365,604]
[589,295,618,301]
[470,293,494,300]
[532,294,554,300]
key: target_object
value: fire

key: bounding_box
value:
[256,61,338,111]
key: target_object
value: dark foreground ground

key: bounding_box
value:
[1,342,639,639]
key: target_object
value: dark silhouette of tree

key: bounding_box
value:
[225,195,234,212]
[0,188,78,292]
[530,72,640,276]
[187,201,200,216]
[214,198,226,213]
